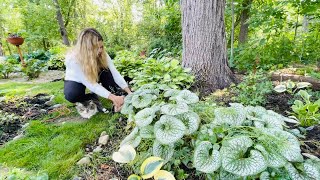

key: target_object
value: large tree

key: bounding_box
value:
[181,0,235,96]
[53,0,70,46]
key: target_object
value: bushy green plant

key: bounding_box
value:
[47,53,65,70]
[116,84,320,179]
[231,71,273,106]
[0,59,19,79]
[131,58,194,90]
[22,58,47,79]
[291,90,320,126]
[113,50,144,80]
[0,166,48,180]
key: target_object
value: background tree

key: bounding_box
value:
[181,0,235,96]
[53,0,70,46]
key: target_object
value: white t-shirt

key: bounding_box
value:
[64,52,128,98]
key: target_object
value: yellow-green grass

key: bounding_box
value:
[0,81,121,179]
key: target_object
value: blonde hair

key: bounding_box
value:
[73,28,108,83]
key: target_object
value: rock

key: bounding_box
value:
[33,104,40,107]
[13,134,24,141]
[44,100,53,106]
[76,157,91,165]
[73,177,81,180]
[49,95,55,101]
[100,131,107,137]
[98,135,109,145]
[48,104,62,110]
[40,109,47,113]
[93,146,103,153]
[0,96,6,102]
[22,123,30,129]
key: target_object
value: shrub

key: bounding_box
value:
[22,58,47,79]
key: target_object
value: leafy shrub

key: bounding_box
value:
[131,58,194,90]
[291,90,320,126]
[231,71,273,106]
[113,50,144,81]
[0,59,20,79]
[116,83,320,179]
[22,58,47,79]
[46,46,67,70]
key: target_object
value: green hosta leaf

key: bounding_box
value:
[161,103,189,116]
[194,141,221,173]
[221,136,267,176]
[141,157,164,179]
[153,140,174,163]
[296,82,312,89]
[135,108,156,127]
[274,84,287,93]
[127,174,141,180]
[132,93,154,109]
[164,89,180,98]
[176,111,200,135]
[154,170,176,180]
[298,90,311,102]
[112,145,136,163]
[255,144,287,168]
[286,81,296,89]
[154,115,186,144]
[140,125,154,139]
[175,90,199,104]
[120,127,142,148]
[214,106,246,126]
[264,129,303,162]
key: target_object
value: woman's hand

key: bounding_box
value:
[108,94,124,112]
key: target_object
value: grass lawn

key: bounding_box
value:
[0,81,122,179]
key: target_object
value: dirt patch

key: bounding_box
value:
[0,70,64,84]
[301,125,320,158]
[265,92,293,116]
[0,93,66,146]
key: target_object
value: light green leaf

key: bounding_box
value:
[153,140,174,163]
[141,157,164,179]
[175,90,199,104]
[132,93,154,109]
[140,125,154,139]
[296,82,312,89]
[194,141,221,173]
[120,127,142,148]
[214,106,246,126]
[154,115,186,144]
[135,108,156,127]
[164,89,180,98]
[176,111,200,135]
[112,145,136,163]
[274,84,287,93]
[161,103,189,116]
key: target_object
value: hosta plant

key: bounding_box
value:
[291,90,320,126]
[131,58,194,90]
[274,80,312,94]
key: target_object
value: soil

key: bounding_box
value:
[265,92,293,116]
[0,93,64,146]
[0,70,64,84]
[301,125,320,158]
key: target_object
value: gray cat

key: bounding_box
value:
[75,100,98,119]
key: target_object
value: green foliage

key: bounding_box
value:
[273,80,312,94]
[22,58,47,79]
[231,71,273,106]
[0,166,49,180]
[131,58,194,90]
[291,90,320,126]
[0,58,20,79]
[113,50,144,80]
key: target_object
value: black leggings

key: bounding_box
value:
[64,69,119,103]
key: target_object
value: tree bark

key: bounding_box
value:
[239,0,252,44]
[53,0,70,46]
[181,0,235,96]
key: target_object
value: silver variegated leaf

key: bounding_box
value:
[153,140,174,163]
[139,125,154,138]
[175,90,199,104]
[176,111,200,135]
[164,89,180,98]
[246,106,267,121]
[259,171,270,180]
[131,93,154,109]
[219,170,241,180]
[121,102,134,115]
[285,163,317,180]
[221,136,267,176]
[160,103,189,116]
[255,144,286,168]
[214,106,246,126]
[194,141,221,173]
[120,127,142,148]
[254,114,284,130]
[134,108,156,127]
[154,115,186,144]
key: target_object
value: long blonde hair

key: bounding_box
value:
[73,28,108,83]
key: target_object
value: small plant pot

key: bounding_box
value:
[7,37,24,46]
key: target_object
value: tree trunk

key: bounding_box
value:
[181,0,235,96]
[53,0,70,46]
[239,0,252,44]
